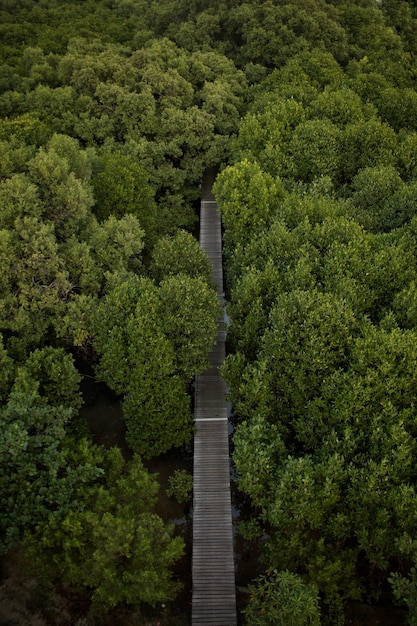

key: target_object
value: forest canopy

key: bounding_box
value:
[213,6,417,623]
[2,0,417,623]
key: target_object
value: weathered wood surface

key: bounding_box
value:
[192,168,237,626]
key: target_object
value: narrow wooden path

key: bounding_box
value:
[192,169,237,626]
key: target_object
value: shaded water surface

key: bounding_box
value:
[79,384,128,453]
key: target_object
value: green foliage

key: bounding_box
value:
[91,273,219,457]
[350,166,417,232]
[0,113,51,147]
[1,0,417,621]
[232,414,286,506]
[0,1,136,60]
[150,229,212,285]
[397,131,417,180]
[92,150,157,246]
[86,213,145,276]
[389,535,417,625]
[223,181,417,611]
[308,87,373,127]
[214,159,285,254]
[158,273,220,378]
[217,41,417,618]
[0,135,101,350]
[393,278,417,330]
[258,289,360,423]
[11,346,82,410]
[340,118,398,183]
[123,370,191,459]
[287,118,342,182]
[244,570,321,626]
[2,34,246,231]
[229,96,307,179]
[27,135,94,240]
[0,134,151,350]
[0,332,15,401]
[166,468,193,503]
[238,518,262,541]
[0,392,102,552]
[0,213,71,345]
[23,448,184,616]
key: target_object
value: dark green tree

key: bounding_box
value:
[11,346,82,411]
[23,448,184,617]
[92,150,157,247]
[244,570,321,626]
[149,228,212,284]
[0,392,102,552]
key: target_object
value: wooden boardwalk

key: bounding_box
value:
[192,169,237,626]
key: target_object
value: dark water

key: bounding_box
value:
[79,385,128,452]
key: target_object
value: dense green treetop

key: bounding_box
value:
[0,35,246,230]
[23,447,185,617]
[0,134,148,352]
[0,0,139,61]
[0,392,103,552]
[212,19,417,621]
[244,569,321,626]
[142,0,417,78]
[149,228,213,284]
[91,272,219,457]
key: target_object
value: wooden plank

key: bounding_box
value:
[192,169,237,626]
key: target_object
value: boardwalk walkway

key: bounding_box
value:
[192,169,237,626]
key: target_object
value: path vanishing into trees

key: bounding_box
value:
[192,169,237,626]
